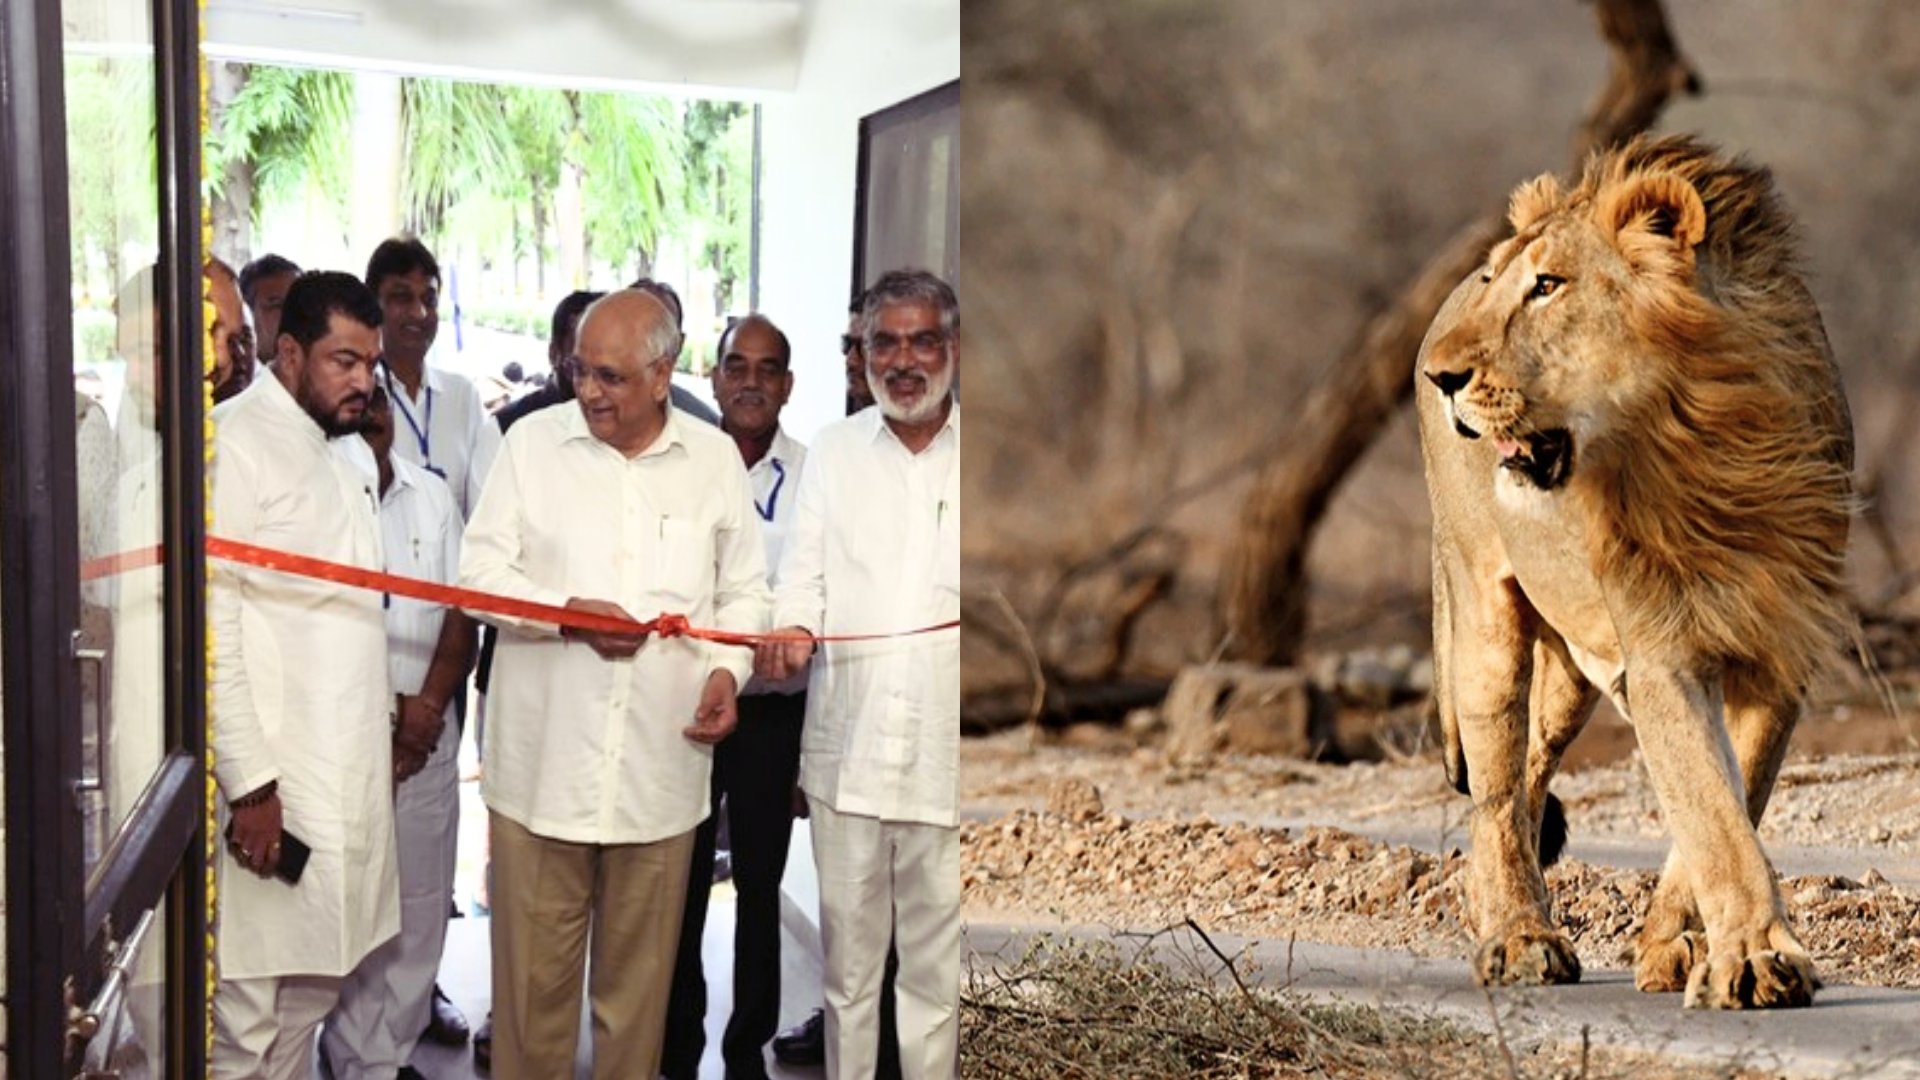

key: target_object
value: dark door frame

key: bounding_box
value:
[1,0,208,1073]
[850,78,960,298]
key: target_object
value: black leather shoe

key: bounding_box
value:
[472,1012,493,1072]
[423,984,470,1046]
[771,1008,824,1067]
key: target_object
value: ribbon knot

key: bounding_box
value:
[653,612,693,638]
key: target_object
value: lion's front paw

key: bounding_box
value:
[1474,928,1582,987]
[1683,949,1818,1010]
[1634,929,1705,992]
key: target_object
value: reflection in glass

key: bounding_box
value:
[66,0,162,872]
[66,0,169,1072]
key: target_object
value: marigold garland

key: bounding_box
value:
[197,0,217,1061]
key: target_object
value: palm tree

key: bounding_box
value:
[204,64,356,256]
[207,65,701,299]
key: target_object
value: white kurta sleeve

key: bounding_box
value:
[708,462,771,688]
[209,437,280,799]
[772,437,829,635]
[458,430,569,636]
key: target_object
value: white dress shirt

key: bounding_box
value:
[774,404,961,827]
[378,455,464,705]
[382,364,502,520]
[743,426,807,697]
[210,373,399,980]
[460,404,771,845]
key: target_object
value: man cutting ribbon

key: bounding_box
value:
[459,287,771,1078]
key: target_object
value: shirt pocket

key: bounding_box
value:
[655,517,715,609]
[934,498,960,599]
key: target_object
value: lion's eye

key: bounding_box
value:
[1529,274,1565,300]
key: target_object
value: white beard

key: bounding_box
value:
[873,361,954,426]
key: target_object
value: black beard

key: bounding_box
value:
[317,413,371,439]
[304,395,371,439]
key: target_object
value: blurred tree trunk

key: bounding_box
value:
[207,60,252,267]
[1219,0,1699,665]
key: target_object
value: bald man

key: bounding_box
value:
[460,289,771,1078]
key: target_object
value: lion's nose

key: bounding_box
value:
[1425,366,1472,397]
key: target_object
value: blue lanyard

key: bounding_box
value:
[385,369,442,478]
[755,458,786,523]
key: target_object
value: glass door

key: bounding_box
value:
[2,0,208,1074]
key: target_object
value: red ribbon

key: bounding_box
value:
[168,536,955,644]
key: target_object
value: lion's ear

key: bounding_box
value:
[1508,173,1563,234]
[1597,170,1707,276]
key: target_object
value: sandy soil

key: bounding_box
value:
[960,721,1920,990]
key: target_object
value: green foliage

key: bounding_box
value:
[74,308,119,366]
[205,65,355,226]
[684,101,753,312]
[66,57,157,297]
[577,91,687,274]
[204,66,748,300]
[401,78,524,235]
[461,300,551,337]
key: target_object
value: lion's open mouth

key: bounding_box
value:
[1493,428,1573,490]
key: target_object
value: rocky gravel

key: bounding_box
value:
[960,729,1920,989]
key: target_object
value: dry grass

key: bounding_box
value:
[960,926,1778,1080]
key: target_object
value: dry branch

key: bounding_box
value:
[1220,0,1701,665]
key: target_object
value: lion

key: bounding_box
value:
[1415,134,1853,1010]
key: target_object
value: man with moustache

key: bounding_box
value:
[320,382,476,1080]
[209,271,399,1080]
[240,253,301,369]
[367,237,501,521]
[461,288,770,1079]
[662,314,809,1080]
[757,270,961,1080]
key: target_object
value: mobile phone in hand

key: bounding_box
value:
[225,820,313,885]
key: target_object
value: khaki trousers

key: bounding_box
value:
[809,797,961,1080]
[489,811,694,1080]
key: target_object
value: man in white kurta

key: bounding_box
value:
[322,383,474,1080]
[759,271,962,1080]
[210,271,399,1080]
[460,288,771,1079]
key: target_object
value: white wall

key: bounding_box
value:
[206,0,805,96]
[756,0,958,445]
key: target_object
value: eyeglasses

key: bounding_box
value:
[564,358,631,390]
[839,334,861,356]
[868,330,948,360]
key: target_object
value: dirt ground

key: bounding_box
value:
[960,707,1920,991]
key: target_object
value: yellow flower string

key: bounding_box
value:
[198,0,217,1061]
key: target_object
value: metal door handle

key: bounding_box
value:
[74,645,109,795]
